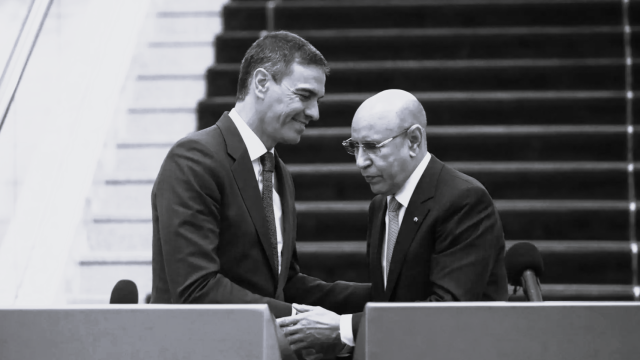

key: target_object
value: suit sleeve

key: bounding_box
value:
[425,184,504,302]
[283,247,371,315]
[351,198,378,340]
[280,167,371,315]
[154,138,291,317]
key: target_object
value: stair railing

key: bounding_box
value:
[0,0,53,133]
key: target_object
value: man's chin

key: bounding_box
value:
[280,132,303,145]
[369,183,388,195]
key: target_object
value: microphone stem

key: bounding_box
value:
[521,270,543,302]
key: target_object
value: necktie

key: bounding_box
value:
[260,152,279,273]
[386,196,402,280]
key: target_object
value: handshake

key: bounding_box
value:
[277,304,351,360]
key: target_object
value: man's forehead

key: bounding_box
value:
[351,127,374,142]
[351,117,396,141]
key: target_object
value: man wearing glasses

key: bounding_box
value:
[279,89,508,354]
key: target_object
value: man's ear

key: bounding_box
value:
[253,68,271,100]
[407,124,424,157]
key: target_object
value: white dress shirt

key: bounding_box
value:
[339,152,432,346]
[228,108,284,274]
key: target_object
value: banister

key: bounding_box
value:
[0,0,53,132]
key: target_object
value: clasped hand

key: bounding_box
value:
[277,304,344,358]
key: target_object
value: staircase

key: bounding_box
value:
[198,0,640,301]
[66,0,226,304]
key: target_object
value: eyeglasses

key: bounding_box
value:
[342,127,412,156]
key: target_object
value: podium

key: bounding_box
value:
[0,304,294,360]
[5,302,639,359]
[353,302,640,360]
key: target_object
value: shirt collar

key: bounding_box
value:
[229,108,272,161]
[388,152,432,208]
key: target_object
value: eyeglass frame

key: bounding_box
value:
[342,124,421,156]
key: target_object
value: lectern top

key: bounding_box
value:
[366,301,640,308]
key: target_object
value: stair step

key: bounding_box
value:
[296,240,634,285]
[113,125,629,177]
[67,294,114,305]
[198,91,626,129]
[120,112,195,144]
[288,161,628,201]
[112,145,170,181]
[91,181,631,241]
[87,222,152,252]
[510,284,637,301]
[277,125,627,162]
[207,59,626,96]
[294,200,630,212]
[135,46,213,75]
[130,78,204,108]
[106,153,629,200]
[514,240,634,285]
[75,252,152,300]
[631,132,640,160]
[632,0,640,27]
[150,12,221,43]
[223,0,626,31]
[157,0,227,12]
[214,27,626,63]
[294,200,630,241]
[91,184,153,219]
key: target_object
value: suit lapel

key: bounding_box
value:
[383,156,444,301]
[275,151,294,292]
[369,196,387,301]
[218,113,278,281]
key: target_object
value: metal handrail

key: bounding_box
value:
[0,0,53,132]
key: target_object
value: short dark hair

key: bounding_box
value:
[236,31,329,101]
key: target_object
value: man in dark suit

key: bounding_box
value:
[279,89,508,351]
[150,31,370,322]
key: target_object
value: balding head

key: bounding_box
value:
[349,90,428,195]
[353,90,426,136]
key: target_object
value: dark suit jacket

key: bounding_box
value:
[352,155,508,337]
[150,112,370,318]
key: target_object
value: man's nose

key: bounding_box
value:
[355,147,371,169]
[305,100,320,122]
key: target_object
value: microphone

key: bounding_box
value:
[109,279,139,304]
[505,242,544,302]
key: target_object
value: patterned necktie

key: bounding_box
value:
[260,152,279,273]
[386,196,402,280]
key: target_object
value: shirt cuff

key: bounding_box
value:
[339,314,355,346]
[337,345,354,357]
[291,307,296,316]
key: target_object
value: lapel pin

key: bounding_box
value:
[413,217,418,223]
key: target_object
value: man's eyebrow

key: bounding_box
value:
[294,87,324,98]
